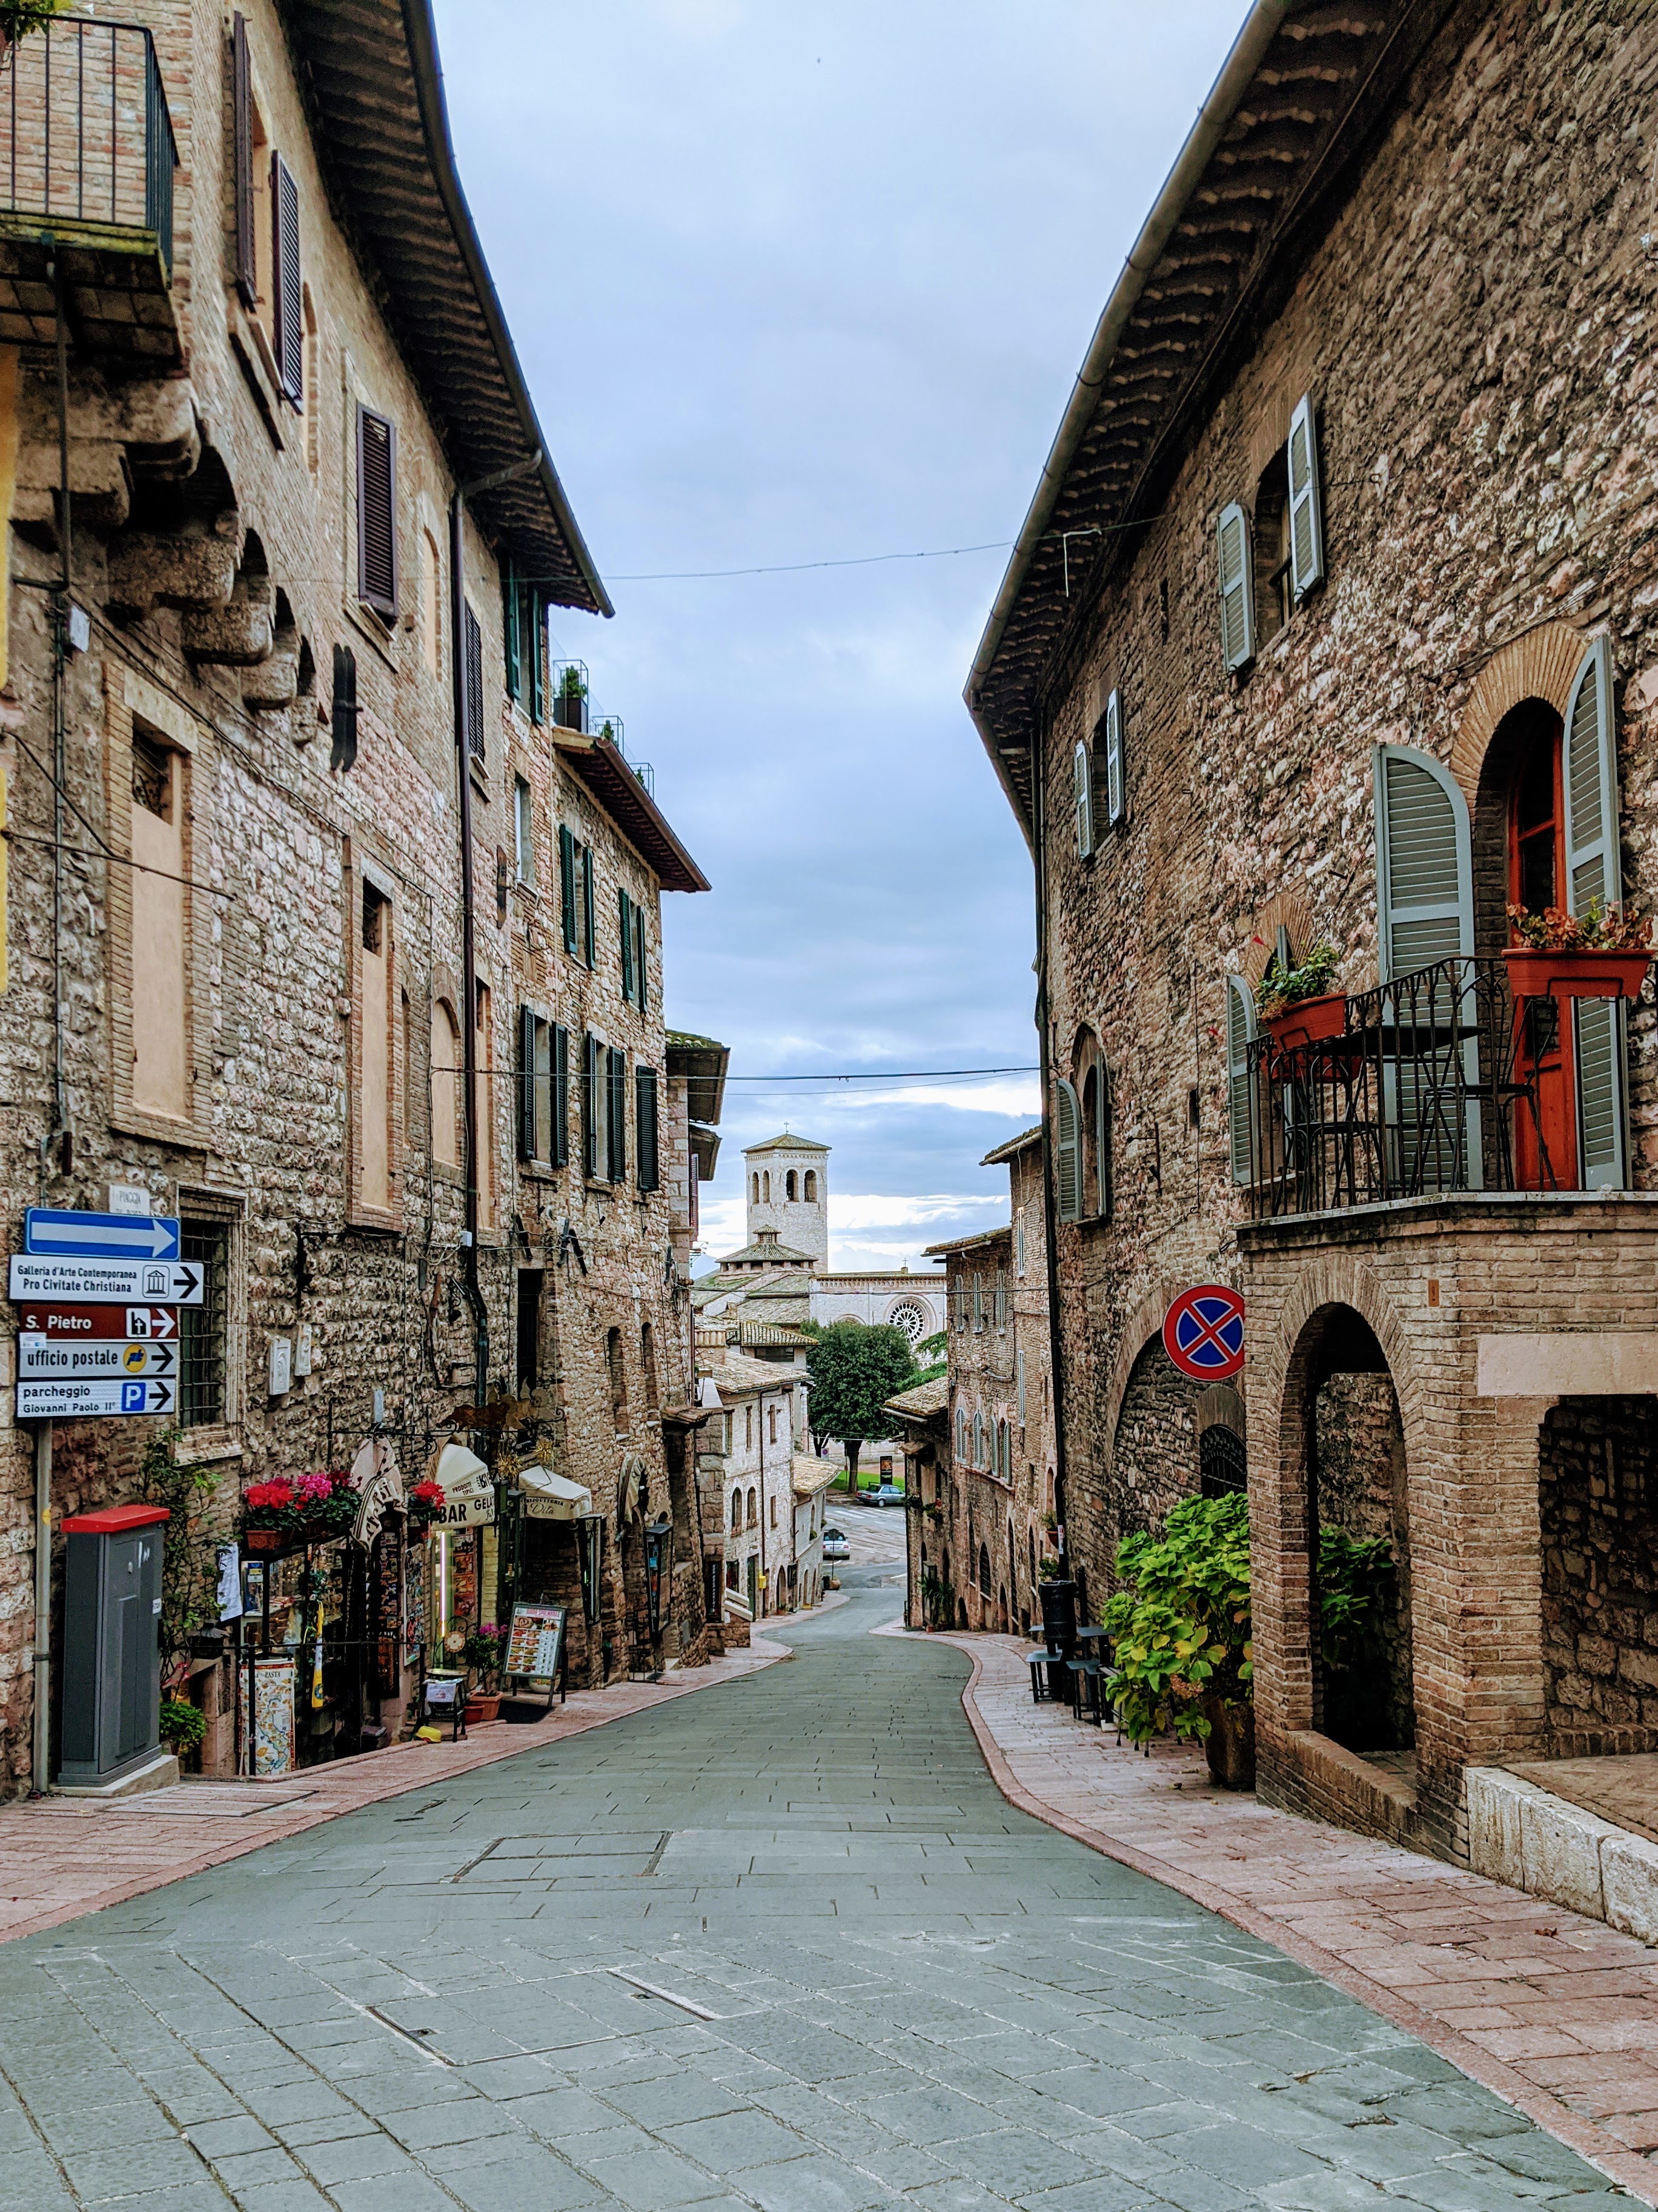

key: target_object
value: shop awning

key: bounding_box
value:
[429,1440,491,1499]
[517,1464,594,1520]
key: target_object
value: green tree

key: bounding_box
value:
[805,1320,917,1482]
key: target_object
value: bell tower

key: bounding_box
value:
[743,1134,830,1269]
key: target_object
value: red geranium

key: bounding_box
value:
[410,1478,446,1508]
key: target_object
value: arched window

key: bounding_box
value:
[763,1171,771,1201]
[430,998,460,1167]
[972,1412,984,1467]
[804,1171,817,1201]
[747,1487,758,1529]
[769,1494,777,1528]
[768,1404,778,1444]
[730,1490,741,1533]
[955,1408,967,1461]
[640,1323,658,1411]
[1199,1424,1247,1498]
[745,1403,754,1450]
[606,1328,626,1424]
[996,1420,1009,1478]
[785,1170,797,1201]
[978,1544,991,1598]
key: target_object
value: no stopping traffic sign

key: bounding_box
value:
[1162,1285,1245,1380]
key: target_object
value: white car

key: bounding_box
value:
[821,1527,850,1561]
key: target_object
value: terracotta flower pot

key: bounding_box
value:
[1201,1696,1256,1791]
[1504,945,1652,1003]
[1264,991,1348,1052]
[244,1526,282,1553]
[466,1692,502,1724]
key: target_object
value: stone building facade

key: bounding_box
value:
[0,1,715,1789]
[895,1128,1053,1637]
[967,0,1658,1857]
[692,1349,824,1619]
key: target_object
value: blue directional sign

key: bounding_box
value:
[24,1209,181,1261]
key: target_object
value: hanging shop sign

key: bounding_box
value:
[577,1513,605,1624]
[517,1464,594,1521]
[644,1516,671,1639]
[426,1491,496,1530]
[503,1601,566,1681]
[1162,1285,1246,1381]
[350,1436,402,1547]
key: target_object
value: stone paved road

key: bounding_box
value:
[0,1594,1619,2212]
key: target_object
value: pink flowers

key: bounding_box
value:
[294,1470,335,1504]
[242,1468,357,1527]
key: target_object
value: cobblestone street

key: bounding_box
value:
[0,1595,1620,2212]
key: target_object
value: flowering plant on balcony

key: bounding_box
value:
[241,1468,358,1545]
[405,1476,446,1533]
[1255,940,1341,1020]
[1505,898,1652,953]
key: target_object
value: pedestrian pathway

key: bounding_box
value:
[0,1592,1620,2212]
[916,1619,1658,2202]
[0,1636,788,1947]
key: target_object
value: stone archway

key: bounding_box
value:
[1449,617,1588,808]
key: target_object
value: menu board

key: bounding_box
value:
[504,1602,565,1681]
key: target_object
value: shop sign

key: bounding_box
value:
[644,1517,671,1639]
[426,1492,495,1530]
[504,1602,565,1681]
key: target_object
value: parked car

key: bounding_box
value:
[822,1527,850,1561]
[867,1483,905,1507]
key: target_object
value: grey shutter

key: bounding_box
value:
[636,1066,659,1193]
[1217,500,1255,671]
[516,1006,536,1161]
[232,16,256,306]
[463,601,484,759]
[1054,1078,1081,1221]
[1287,393,1324,600]
[356,408,397,619]
[552,1024,569,1169]
[1073,738,1093,859]
[559,825,577,954]
[618,887,634,1001]
[1225,974,1256,1185]
[271,151,302,404]
[1373,746,1472,981]
[1562,637,1626,1187]
[1104,688,1124,825]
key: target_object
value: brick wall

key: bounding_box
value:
[1539,1393,1658,1758]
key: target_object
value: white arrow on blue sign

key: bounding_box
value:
[24,1209,181,1261]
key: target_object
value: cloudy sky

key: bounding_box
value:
[434,0,1243,1270]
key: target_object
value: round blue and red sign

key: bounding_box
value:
[1162,1285,1245,1380]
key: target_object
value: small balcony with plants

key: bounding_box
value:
[0,5,181,362]
[1241,906,1654,1221]
[552,660,655,795]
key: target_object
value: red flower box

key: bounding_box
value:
[1503,946,1653,1003]
[1264,991,1348,1051]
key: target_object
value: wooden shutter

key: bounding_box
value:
[606,1046,627,1182]
[329,644,357,774]
[1094,1063,1112,1219]
[463,600,484,758]
[1073,739,1093,859]
[232,16,256,306]
[559,825,577,954]
[356,408,398,619]
[529,593,545,724]
[1226,975,1256,1186]
[1562,637,1626,1187]
[1054,1078,1081,1221]
[1373,745,1471,981]
[619,887,634,1001]
[1016,1348,1025,1426]
[1104,688,1124,826]
[552,1023,569,1169]
[633,903,648,1018]
[516,1006,537,1160]
[1217,500,1254,671]
[582,1033,600,1178]
[581,842,595,966]
[636,1066,659,1192]
[270,151,302,404]
[503,573,522,702]
[1287,394,1324,600]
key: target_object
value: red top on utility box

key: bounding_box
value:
[61,1504,170,1534]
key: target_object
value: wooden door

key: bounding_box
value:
[1509,712,1574,1186]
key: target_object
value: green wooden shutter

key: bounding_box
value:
[606,1046,627,1182]
[1073,739,1093,859]
[503,568,522,702]
[529,593,545,725]
[636,1066,659,1192]
[1373,745,1472,981]
[1054,1078,1081,1221]
[1287,394,1325,601]
[1562,637,1626,1187]
[559,826,577,954]
[1226,974,1256,1186]
[582,844,595,968]
[1104,688,1124,826]
[1217,500,1254,671]
[634,903,648,1018]
[516,1005,536,1160]
[582,1032,600,1178]
[619,887,634,1001]
[552,1024,569,1168]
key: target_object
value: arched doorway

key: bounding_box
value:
[1199,1425,1246,1497]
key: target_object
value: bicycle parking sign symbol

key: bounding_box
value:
[1162,1286,1245,1380]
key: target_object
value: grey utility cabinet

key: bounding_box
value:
[59,1501,169,1787]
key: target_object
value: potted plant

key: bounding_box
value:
[160,1694,207,1769]
[1104,1495,1253,1782]
[240,1468,359,1553]
[403,1475,446,1538]
[1256,940,1345,1051]
[461,1622,507,1721]
[1505,899,1653,1002]
[555,667,587,734]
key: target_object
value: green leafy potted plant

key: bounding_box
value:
[1104,1494,1253,1782]
[1505,899,1653,1003]
[160,1695,207,1769]
[461,1622,507,1721]
[555,666,587,734]
[1256,941,1345,1052]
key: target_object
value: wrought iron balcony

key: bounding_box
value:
[0,16,179,360]
[1243,955,1633,1219]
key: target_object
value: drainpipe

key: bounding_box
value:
[449,452,540,1401]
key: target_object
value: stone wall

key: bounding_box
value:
[1539,1393,1658,1758]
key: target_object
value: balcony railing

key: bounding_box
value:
[1244,956,1627,1218]
[0,17,177,273]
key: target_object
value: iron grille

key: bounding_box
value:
[180,1220,229,1428]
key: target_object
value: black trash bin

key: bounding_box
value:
[1039,1578,1077,1656]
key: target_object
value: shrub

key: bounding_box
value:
[159,1695,206,1757]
